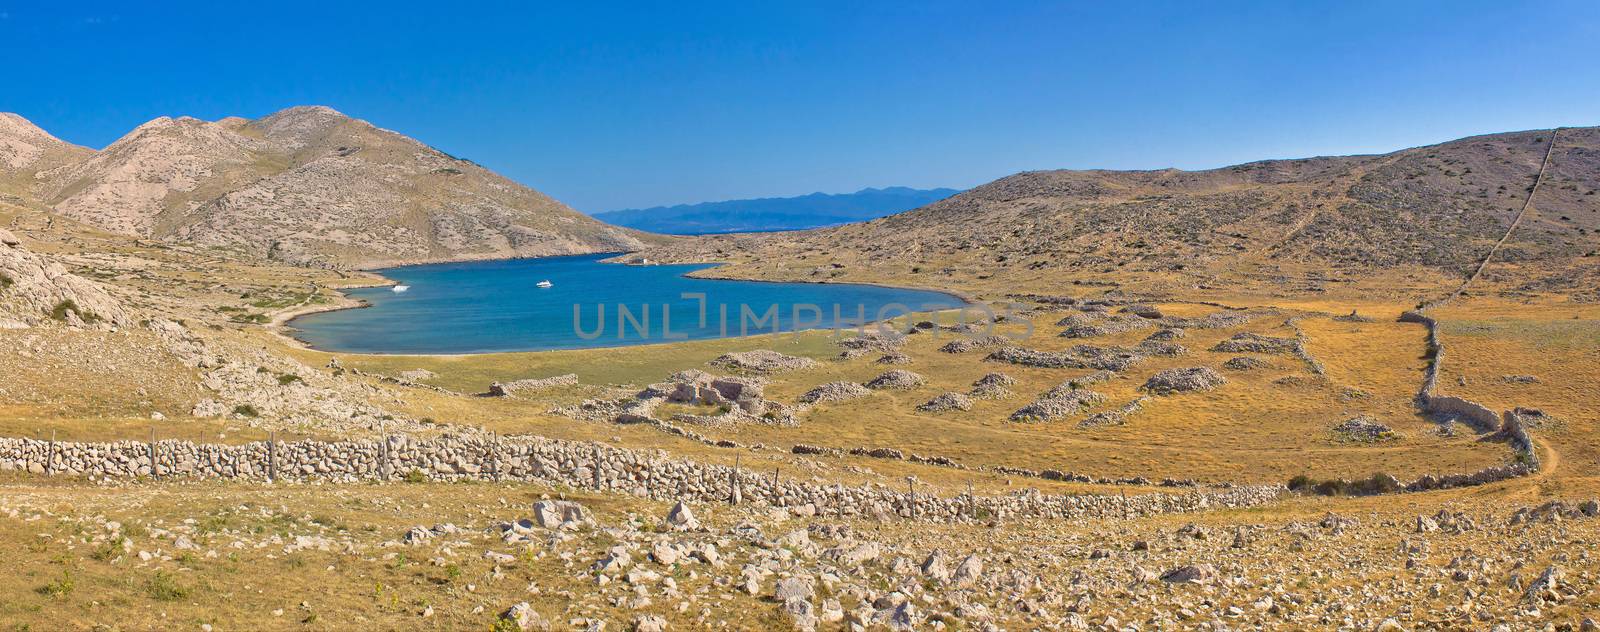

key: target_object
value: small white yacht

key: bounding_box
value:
[392,285,410,293]
[536,280,553,288]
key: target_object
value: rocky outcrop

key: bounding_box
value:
[0,236,130,328]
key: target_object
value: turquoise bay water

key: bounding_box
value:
[289,254,967,354]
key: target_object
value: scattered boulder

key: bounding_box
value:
[774,576,815,601]
[1142,367,1226,395]
[499,602,549,631]
[665,501,700,531]
[532,500,591,530]
[632,615,668,632]
[1160,564,1215,584]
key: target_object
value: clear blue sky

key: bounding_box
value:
[4,1,1598,212]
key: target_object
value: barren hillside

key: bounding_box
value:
[631,127,1600,298]
[3,107,665,268]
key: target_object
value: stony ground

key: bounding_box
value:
[1,477,1597,631]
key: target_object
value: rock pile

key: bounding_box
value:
[969,372,1016,399]
[874,352,912,365]
[937,335,1010,354]
[1333,416,1396,442]
[986,345,1143,372]
[1222,356,1270,370]
[865,370,925,390]
[917,392,974,413]
[1079,396,1149,428]
[1142,367,1227,395]
[710,350,818,373]
[488,373,578,396]
[1010,386,1107,422]
[1060,314,1155,338]
[1210,332,1302,354]
[1145,327,1185,341]
[798,381,869,404]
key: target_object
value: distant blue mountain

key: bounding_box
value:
[593,186,961,235]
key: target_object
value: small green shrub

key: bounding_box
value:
[402,469,427,484]
[49,299,101,323]
[232,404,260,418]
[145,570,190,601]
[0,272,13,291]
[37,570,75,598]
[276,374,303,386]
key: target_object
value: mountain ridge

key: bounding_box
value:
[594,186,960,235]
[622,126,1600,298]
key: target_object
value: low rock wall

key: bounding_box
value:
[0,434,1280,523]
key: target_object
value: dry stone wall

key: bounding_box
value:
[0,433,1280,523]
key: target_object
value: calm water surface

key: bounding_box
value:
[290,255,967,354]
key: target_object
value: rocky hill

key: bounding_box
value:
[629,127,1600,296]
[0,113,94,206]
[2,107,664,268]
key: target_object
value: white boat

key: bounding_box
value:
[536,280,553,288]
[392,285,410,293]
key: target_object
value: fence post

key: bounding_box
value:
[907,478,916,519]
[268,431,277,483]
[381,436,390,481]
[730,455,741,505]
[591,446,602,491]
[967,481,975,520]
[149,427,158,480]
